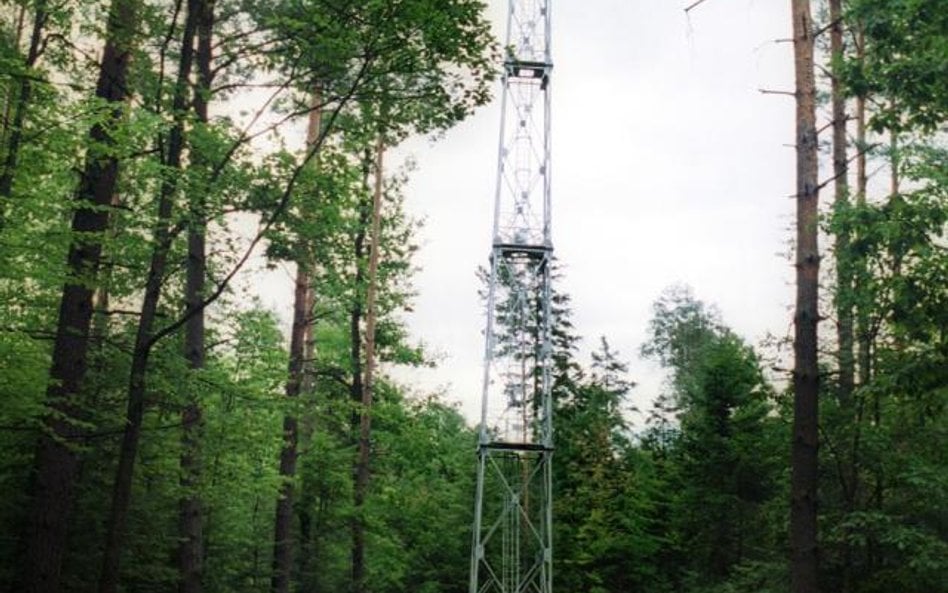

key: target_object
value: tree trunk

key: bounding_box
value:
[298,505,314,593]
[853,30,870,389]
[15,2,138,591]
[830,0,854,404]
[298,271,318,593]
[178,2,215,592]
[789,1,820,593]
[98,4,197,591]
[1,3,28,144]
[846,31,870,588]
[349,153,371,593]
[352,138,384,593]
[271,90,322,593]
[0,0,46,222]
[831,16,856,591]
[271,264,309,593]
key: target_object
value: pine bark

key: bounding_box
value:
[352,139,384,593]
[854,30,870,388]
[16,2,139,591]
[98,4,198,591]
[830,0,854,403]
[843,30,871,593]
[178,2,215,592]
[789,1,821,593]
[831,16,856,590]
[271,91,322,593]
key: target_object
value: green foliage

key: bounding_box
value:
[824,17,947,582]
[639,287,785,593]
[252,0,497,139]
[1,0,493,590]
[367,392,475,593]
[640,284,724,396]
[555,339,664,593]
[0,2,944,593]
[843,0,948,131]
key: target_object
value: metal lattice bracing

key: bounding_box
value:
[469,2,553,593]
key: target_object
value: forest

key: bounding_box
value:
[0,1,944,593]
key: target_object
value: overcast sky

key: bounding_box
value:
[384,0,799,422]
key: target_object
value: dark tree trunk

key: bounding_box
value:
[298,507,314,593]
[98,4,197,591]
[178,2,215,592]
[0,0,47,221]
[349,154,370,593]
[353,139,384,593]
[831,17,855,593]
[272,90,322,593]
[271,263,310,593]
[298,275,318,593]
[869,129,899,533]
[0,5,26,151]
[15,2,139,592]
[830,0,854,404]
[853,29,870,389]
[847,61,869,583]
[789,2,821,593]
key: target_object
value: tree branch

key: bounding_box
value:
[816,143,880,191]
[759,88,797,97]
[684,0,711,12]
[147,59,373,350]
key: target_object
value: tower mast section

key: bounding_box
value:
[468,1,554,592]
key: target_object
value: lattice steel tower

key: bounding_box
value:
[469,2,554,593]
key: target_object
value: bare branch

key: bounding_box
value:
[816,143,880,191]
[684,0,711,12]
[759,88,797,97]
[813,17,843,40]
[816,115,854,136]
